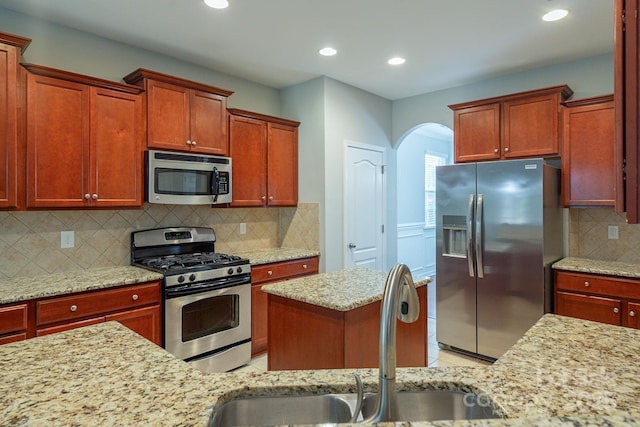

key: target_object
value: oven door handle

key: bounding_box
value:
[165,274,250,299]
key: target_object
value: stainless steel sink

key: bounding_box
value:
[361,390,502,422]
[207,393,357,427]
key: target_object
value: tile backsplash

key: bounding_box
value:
[569,208,640,263]
[0,202,319,280]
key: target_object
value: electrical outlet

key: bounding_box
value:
[61,230,75,248]
[239,223,246,235]
[608,225,619,240]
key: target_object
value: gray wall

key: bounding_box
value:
[0,7,281,114]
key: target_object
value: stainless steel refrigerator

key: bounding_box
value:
[435,158,563,360]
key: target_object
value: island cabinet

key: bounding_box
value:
[123,68,233,156]
[561,95,616,207]
[267,285,427,371]
[555,270,640,329]
[24,64,144,208]
[228,109,299,207]
[250,256,319,356]
[35,281,162,345]
[0,303,28,345]
[0,32,30,210]
[449,85,573,163]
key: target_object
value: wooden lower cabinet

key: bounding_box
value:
[251,256,319,357]
[555,270,640,329]
[267,286,427,371]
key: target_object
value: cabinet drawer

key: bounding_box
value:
[556,291,621,326]
[0,304,27,335]
[555,271,640,299]
[37,282,161,326]
[36,317,104,337]
[252,257,319,283]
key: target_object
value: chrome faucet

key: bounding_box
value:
[360,263,420,423]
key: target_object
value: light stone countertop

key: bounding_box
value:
[553,257,640,278]
[261,267,431,311]
[0,266,164,305]
[234,247,320,265]
[2,314,640,426]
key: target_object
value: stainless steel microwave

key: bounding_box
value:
[146,150,232,205]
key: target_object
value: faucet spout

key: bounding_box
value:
[363,263,419,423]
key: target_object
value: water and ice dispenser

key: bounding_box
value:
[442,215,467,258]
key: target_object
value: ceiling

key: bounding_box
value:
[0,0,614,100]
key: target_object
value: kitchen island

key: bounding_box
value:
[2,314,640,425]
[261,267,431,370]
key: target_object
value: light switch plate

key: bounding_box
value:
[61,230,75,248]
[608,225,619,240]
[239,223,246,235]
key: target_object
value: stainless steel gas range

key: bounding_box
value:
[131,227,251,372]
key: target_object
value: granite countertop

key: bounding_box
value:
[234,247,320,265]
[553,257,640,278]
[3,314,640,426]
[0,266,164,305]
[261,267,431,311]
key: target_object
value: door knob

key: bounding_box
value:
[348,243,356,249]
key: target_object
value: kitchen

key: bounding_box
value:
[2,0,640,425]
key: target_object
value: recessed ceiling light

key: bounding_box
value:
[319,47,337,57]
[204,0,229,9]
[542,9,569,22]
[388,57,406,66]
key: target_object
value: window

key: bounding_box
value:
[424,153,446,227]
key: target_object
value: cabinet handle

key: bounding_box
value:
[192,140,197,146]
[186,140,192,145]
[84,194,91,200]
[267,270,273,276]
[302,264,308,269]
[92,194,98,200]
[504,147,510,153]
[614,308,620,313]
[261,196,267,201]
[631,311,636,317]
[132,294,139,301]
[269,196,274,201]
[584,281,590,287]
[70,305,78,312]
[493,148,498,154]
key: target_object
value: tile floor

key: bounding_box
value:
[235,280,491,373]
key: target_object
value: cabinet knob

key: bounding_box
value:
[84,194,91,200]
[70,305,78,312]
[493,148,499,154]
[267,270,273,276]
[302,264,308,269]
[186,140,192,145]
[504,147,510,153]
[584,281,590,287]
[269,196,274,201]
[192,140,197,146]
[92,194,98,200]
[132,294,139,301]
[262,196,267,201]
[614,307,620,313]
[631,311,636,317]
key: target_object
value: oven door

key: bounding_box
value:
[164,280,250,360]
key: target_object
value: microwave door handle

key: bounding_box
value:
[212,167,220,203]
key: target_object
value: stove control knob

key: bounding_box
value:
[189,274,196,282]
[178,275,185,283]
[236,267,243,273]
[228,268,234,275]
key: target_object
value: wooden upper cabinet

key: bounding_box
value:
[0,32,31,210]
[228,109,299,207]
[561,95,616,207]
[123,68,233,156]
[615,0,639,222]
[449,85,573,163]
[24,64,144,208]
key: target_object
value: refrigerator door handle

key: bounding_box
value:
[467,194,475,278]
[476,193,484,278]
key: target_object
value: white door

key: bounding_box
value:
[344,142,385,269]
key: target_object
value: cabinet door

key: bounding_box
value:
[26,73,90,207]
[503,93,560,158]
[190,89,228,155]
[106,305,162,346]
[251,283,268,356]
[91,87,144,207]
[229,114,267,206]
[556,291,622,326]
[0,41,18,208]
[628,301,640,329]
[146,79,190,151]
[562,99,615,206]
[267,123,298,206]
[453,103,501,162]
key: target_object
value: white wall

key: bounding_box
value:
[0,7,281,114]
